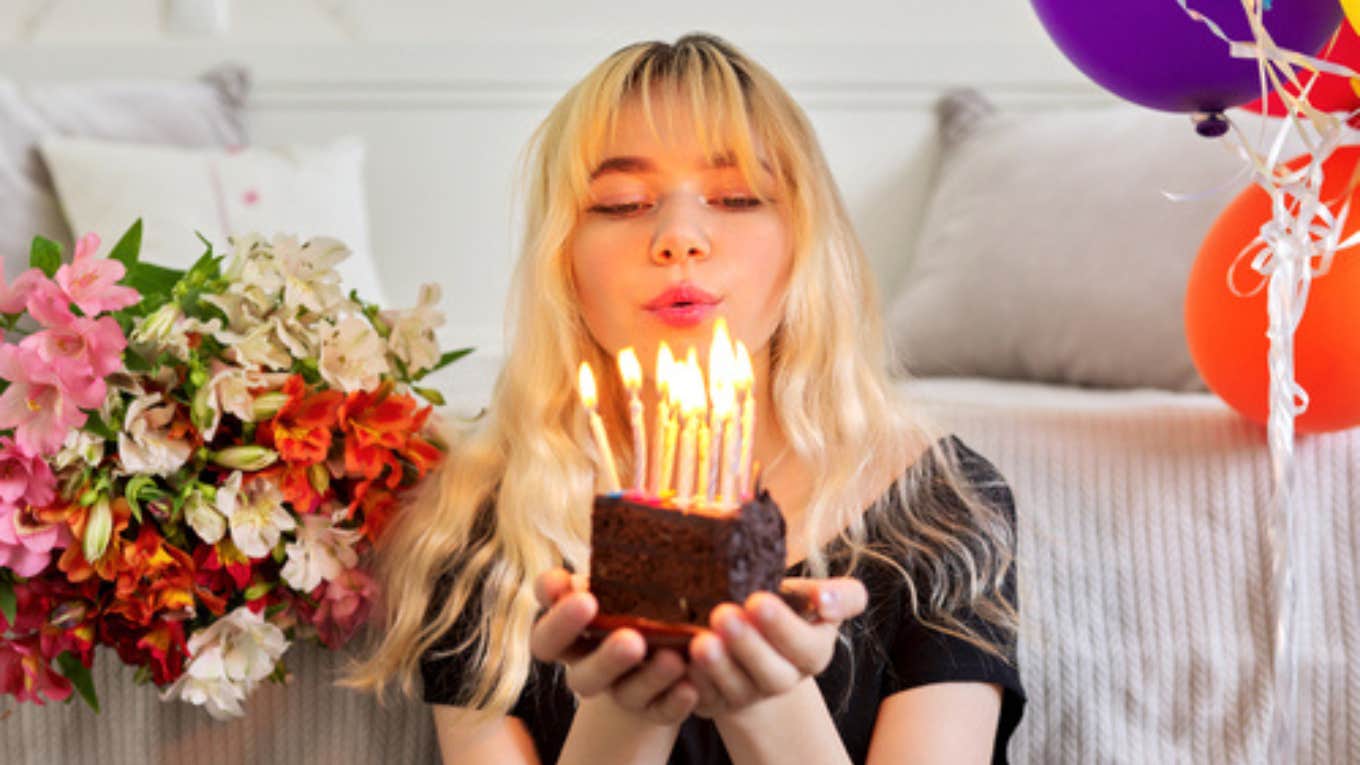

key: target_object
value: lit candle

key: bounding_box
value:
[648,342,674,498]
[674,357,701,508]
[577,362,621,493]
[695,418,711,507]
[734,340,755,500]
[719,393,739,508]
[617,347,646,495]
[658,361,681,499]
[706,319,733,504]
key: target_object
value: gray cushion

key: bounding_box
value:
[886,89,1296,392]
[0,65,250,278]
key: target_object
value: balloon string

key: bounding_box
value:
[1174,0,1360,759]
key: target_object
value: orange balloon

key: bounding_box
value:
[1186,145,1360,434]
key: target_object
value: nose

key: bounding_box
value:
[649,200,710,265]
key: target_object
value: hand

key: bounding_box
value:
[529,568,699,725]
[686,577,868,719]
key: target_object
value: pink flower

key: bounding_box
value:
[20,315,127,407]
[25,279,77,328]
[0,503,70,577]
[0,437,55,509]
[309,567,377,649]
[0,636,73,705]
[53,233,139,316]
[0,345,88,456]
[0,259,47,315]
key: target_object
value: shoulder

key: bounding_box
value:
[904,434,1015,523]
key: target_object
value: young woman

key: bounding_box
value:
[345,33,1025,764]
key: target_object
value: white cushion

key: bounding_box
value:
[887,89,1303,392]
[38,134,386,305]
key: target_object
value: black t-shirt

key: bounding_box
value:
[421,434,1025,764]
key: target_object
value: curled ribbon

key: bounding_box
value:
[1174,1,1359,761]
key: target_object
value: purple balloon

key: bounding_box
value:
[1032,0,1342,115]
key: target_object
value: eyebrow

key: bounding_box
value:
[588,152,767,180]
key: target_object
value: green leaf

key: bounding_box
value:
[55,652,100,713]
[412,386,445,406]
[84,412,119,442]
[414,347,475,381]
[124,261,184,299]
[29,236,62,278]
[0,576,16,626]
[109,219,144,271]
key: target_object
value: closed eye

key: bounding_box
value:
[587,202,651,216]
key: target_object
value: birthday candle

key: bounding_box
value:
[577,362,621,493]
[734,341,755,500]
[648,343,674,498]
[719,399,739,508]
[674,360,700,507]
[695,418,710,507]
[706,319,733,503]
[617,347,646,495]
[659,388,679,498]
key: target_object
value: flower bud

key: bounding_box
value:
[191,383,216,432]
[209,446,279,472]
[251,392,290,422]
[82,496,113,563]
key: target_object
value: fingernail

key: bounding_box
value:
[818,588,838,614]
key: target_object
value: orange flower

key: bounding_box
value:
[339,384,429,481]
[265,376,344,465]
[106,526,198,626]
[271,463,327,514]
[55,497,132,583]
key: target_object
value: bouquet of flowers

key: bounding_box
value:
[0,222,463,718]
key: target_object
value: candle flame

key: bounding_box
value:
[708,321,736,418]
[683,356,707,416]
[618,347,642,391]
[734,340,753,393]
[656,341,675,397]
[577,361,598,409]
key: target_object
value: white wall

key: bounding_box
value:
[0,1,1115,401]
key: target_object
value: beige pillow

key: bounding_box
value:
[887,89,1295,391]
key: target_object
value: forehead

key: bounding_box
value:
[591,93,769,179]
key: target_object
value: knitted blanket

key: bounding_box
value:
[5,376,1356,764]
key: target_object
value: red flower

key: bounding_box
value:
[271,463,327,514]
[264,375,343,465]
[0,635,71,704]
[98,615,189,687]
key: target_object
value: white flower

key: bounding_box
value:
[53,430,104,472]
[184,473,240,545]
[221,476,295,558]
[118,393,193,476]
[281,514,361,592]
[383,283,445,377]
[161,641,246,720]
[275,235,349,315]
[196,365,291,440]
[318,315,388,392]
[161,606,289,720]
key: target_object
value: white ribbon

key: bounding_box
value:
[1173,1,1360,760]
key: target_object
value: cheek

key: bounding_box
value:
[569,228,634,348]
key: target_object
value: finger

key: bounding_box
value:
[534,568,574,608]
[689,627,757,707]
[565,628,646,698]
[744,592,835,677]
[529,591,596,663]
[612,649,687,711]
[781,577,868,622]
[713,601,802,696]
[648,678,700,723]
[686,653,724,718]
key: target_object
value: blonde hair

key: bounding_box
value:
[342,33,1018,716]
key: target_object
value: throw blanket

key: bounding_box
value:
[6,376,1357,764]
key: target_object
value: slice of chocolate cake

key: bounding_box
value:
[589,488,786,626]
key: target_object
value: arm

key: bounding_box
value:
[866,682,1003,764]
[685,579,868,765]
[533,569,699,765]
[431,706,539,765]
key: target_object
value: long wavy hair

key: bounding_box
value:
[342,32,1018,716]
